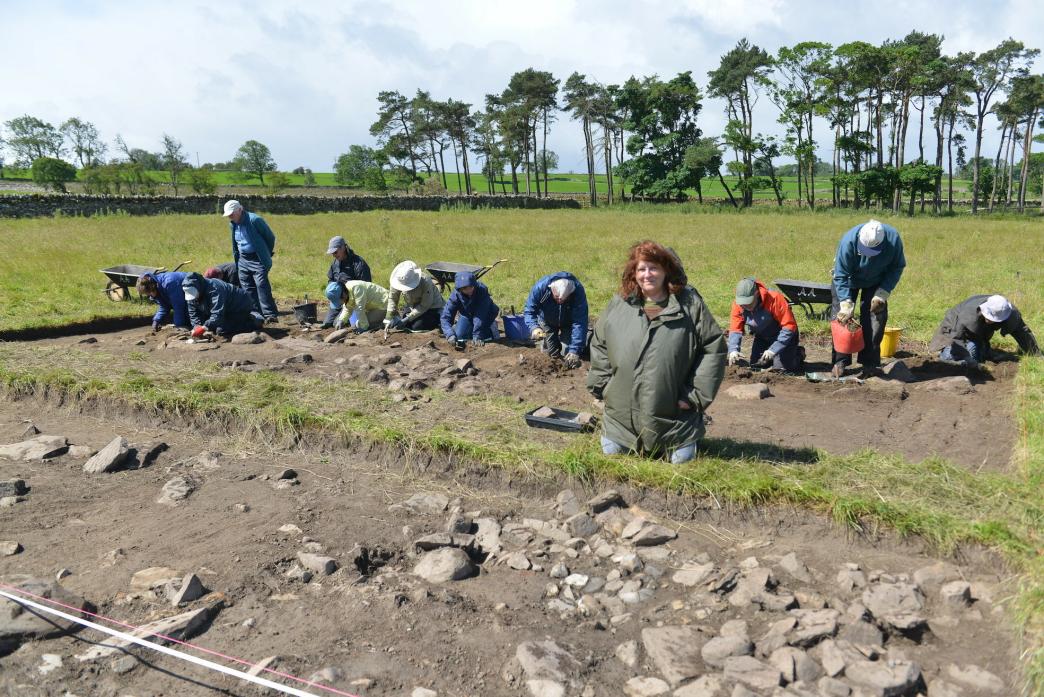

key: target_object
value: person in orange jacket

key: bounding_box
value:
[726,277,803,372]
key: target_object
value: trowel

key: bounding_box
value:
[805,372,864,385]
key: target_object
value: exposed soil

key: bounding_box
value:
[27,320,1020,472]
[0,392,1021,697]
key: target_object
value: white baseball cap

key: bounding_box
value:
[979,295,1012,323]
[549,278,575,299]
[183,286,200,301]
[223,200,242,217]
[390,260,422,292]
[857,219,886,257]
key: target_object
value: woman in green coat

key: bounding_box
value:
[587,241,726,464]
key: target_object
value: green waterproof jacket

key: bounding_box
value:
[587,288,726,453]
[336,281,390,331]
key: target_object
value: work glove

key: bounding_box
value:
[727,351,741,366]
[563,353,581,369]
[446,333,456,344]
[870,289,889,314]
[470,338,486,347]
[836,299,855,323]
[191,326,206,338]
[383,318,393,328]
[531,327,547,340]
[759,349,776,366]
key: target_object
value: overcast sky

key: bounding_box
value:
[2,0,1040,173]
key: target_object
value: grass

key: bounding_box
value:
[0,206,1041,690]
[0,209,1040,342]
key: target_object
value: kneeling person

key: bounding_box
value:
[929,294,1039,365]
[326,280,388,333]
[385,261,444,332]
[203,262,240,287]
[182,272,263,337]
[524,272,588,369]
[727,277,802,371]
[137,271,191,332]
[440,271,499,346]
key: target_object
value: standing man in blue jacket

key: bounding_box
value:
[830,219,906,377]
[440,271,500,347]
[523,272,588,369]
[224,200,278,323]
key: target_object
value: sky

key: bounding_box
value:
[2,0,1040,173]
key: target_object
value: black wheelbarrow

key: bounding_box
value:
[773,278,833,320]
[100,261,191,301]
[425,259,507,292]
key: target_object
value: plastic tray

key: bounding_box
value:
[524,406,595,433]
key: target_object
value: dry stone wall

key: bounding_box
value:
[0,194,580,218]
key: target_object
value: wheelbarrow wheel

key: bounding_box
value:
[106,281,129,301]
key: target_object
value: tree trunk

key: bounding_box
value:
[947,117,955,212]
[603,126,614,205]
[450,140,462,193]
[875,91,884,169]
[583,118,597,208]
[1018,109,1038,211]
[933,115,944,214]
[971,102,985,214]
[1005,125,1017,206]
[717,170,738,208]
[461,138,472,196]
[987,123,1007,213]
[695,179,703,204]
[542,108,550,198]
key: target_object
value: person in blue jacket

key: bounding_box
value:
[182,272,263,337]
[136,272,191,332]
[523,272,588,369]
[830,219,906,377]
[224,200,278,323]
[440,271,500,347]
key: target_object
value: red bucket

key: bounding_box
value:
[831,319,865,355]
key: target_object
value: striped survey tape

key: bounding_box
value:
[0,583,361,697]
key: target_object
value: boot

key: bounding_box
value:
[320,307,339,329]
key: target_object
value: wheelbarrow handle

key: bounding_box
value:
[475,259,508,279]
[171,260,192,272]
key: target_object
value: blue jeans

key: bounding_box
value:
[454,316,500,341]
[238,255,278,320]
[940,341,981,364]
[601,435,697,464]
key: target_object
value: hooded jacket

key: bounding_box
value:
[440,271,499,340]
[182,273,257,333]
[523,272,589,355]
[335,280,390,331]
[215,262,240,287]
[386,274,444,322]
[230,210,276,269]
[727,279,798,355]
[928,294,1039,356]
[587,287,726,453]
[832,222,906,301]
[328,248,372,284]
[148,271,190,329]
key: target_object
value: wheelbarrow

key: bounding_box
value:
[425,259,507,292]
[773,279,833,320]
[100,261,191,301]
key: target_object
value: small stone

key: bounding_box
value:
[411,689,438,697]
[398,492,449,514]
[862,582,926,631]
[564,573,589,588]
[412,548,476,583]
[550,563,569,579]
[673,675,728,696]
[308,666,345,684]
[838,620,883,646]
[769,647,821,684]
[723,656,783,691]
[111,654,138,674]
[672,562,715,587]
[575,412,596,426]
[68,445,96,459]
[277,468,298,480]
[881,360,915,382]
[532,406,556,418]
[297,552,338,576]
[587,489,624,513]
[279,523,303,535]
[939,581,972,608]
[230,331,264,344]
[171,573,206,606]
[38,653,63,675]
[615,640,639,668]
[945,664,1005,693]
[55,568,72,581]
[157,475,196,505]
[0,435,68,461]
[641,626,704,687]
[130,566,180,591]
[702,635,754,668]
[554,490,581,517]
[565,513,600,538]
[726,384,771,400]
[21,423,40,437]
[779,552,813,583]
[0,541,22,556]
[624,676,670,696]
[234,503,250,513]
[920,375,973,394]
[455,358,474,372]
[83,437,132,474]
[817,676,852,697]
[505,551,532,570]
[324,329,350,344]
[845,659,921,697]
[281,353,313,364]
[912,562,961,591]
[632,524,677,547]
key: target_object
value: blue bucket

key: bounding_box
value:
[349,310,359,327]
[502,314,528,341]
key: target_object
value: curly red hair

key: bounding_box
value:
[619,240,688,299]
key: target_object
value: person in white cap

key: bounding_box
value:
[223,200,278,323]
[523,272,589,369]
[830,219,906,377]
[321,235,371,327]
[384,260,445,332]
[929,294,1039,366]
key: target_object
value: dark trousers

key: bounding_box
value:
[750,335,803,372]
[541,307,575,357]
[238,254,278,319]
[831,282,886,369]
[217,311,264,337]
[403,308,441,331]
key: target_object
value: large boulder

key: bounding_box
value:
[0,576,88,655]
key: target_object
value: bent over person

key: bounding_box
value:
[523,272,589,369]
[224,199,278,323]
[322,236,372,327]
[182,272,263,338]
[587,240,726,465]
[136,272,191,332]
[929,294,1039,365]
[830,219,906,377]
[385,260,444,332]
[727,277,802,372]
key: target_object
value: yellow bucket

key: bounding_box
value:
[880,326,902,358]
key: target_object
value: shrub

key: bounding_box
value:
[30,157,77,192]
[187,167,217,195]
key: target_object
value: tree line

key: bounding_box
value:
[2,32,1041,214]
[362,33,1043,213]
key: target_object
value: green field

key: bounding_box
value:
[0,169,979,200]
[0,208,1041,689]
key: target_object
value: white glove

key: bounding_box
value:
[727,351,741,366]
[563,353,581,369]
[531,327,547,340]
[759,349,776,366]
[836,299,855,323]
[383,318,392,328]
[870,289,889,314]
